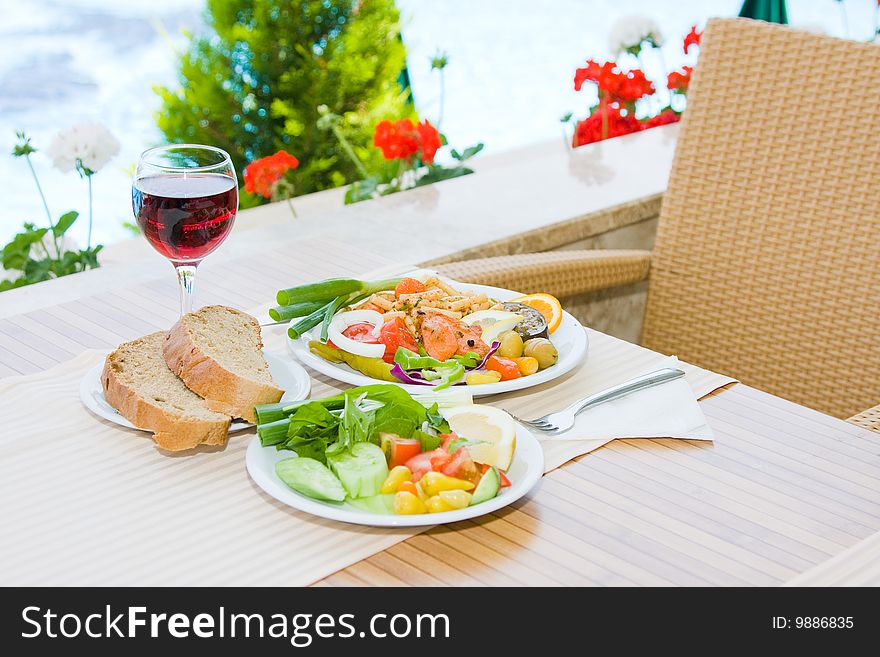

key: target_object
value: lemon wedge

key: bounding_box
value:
[481,317,523,346]
[441,405,517,470]
[460,309,523,330]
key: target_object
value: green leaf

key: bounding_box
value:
[2,227,48,270]
[23,258,53,283]
[333,390,375,454]
[12,131,36,157]
[414,165,474,187]
[52,211,79,238]
[455,143,484,161]
[425,403,449,432]
[413,429,441,452]
[121,221,141,236]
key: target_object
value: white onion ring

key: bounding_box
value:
[328,310,386,358]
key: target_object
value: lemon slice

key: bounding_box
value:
[460,310,523,330]
[480,317,523,345]
[441,405,516,470]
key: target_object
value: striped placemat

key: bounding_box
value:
[0,320,734,585]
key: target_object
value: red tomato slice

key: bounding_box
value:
[380,434,422,468]
[394,278,427,298]
[405,451,436,482]
[442,447,480,483]
[428,448,453,471]
[391,439,421,469]
[342,322,380,343]
[378,317,419,364]
[439,432,459,451]
[480,462,512,487]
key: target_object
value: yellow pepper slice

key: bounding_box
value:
[420,471,475,496]
[380,465,412,494]
[425,495,456,513]
[438,490,472,510]
[394,491,427,515]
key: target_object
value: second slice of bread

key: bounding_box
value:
[163,305,283,422]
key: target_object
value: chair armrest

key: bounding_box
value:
[434,250,651,299]
[848,404,880,434]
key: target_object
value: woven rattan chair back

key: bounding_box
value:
[641,18,880,418]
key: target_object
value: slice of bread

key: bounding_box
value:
[101,332,231,451]
[163,305,283,422]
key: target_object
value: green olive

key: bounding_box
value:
[497,330,524,358]
[523,338,558,370]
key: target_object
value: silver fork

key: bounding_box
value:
[510,367,686,435]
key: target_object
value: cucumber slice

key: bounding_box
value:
[275,457,346,502]
[347,493,396,514]
[470,466,501,505]
[327,442,389,499]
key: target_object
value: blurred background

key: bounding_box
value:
[3,0,878,248]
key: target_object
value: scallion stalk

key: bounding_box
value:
[257,418,292,446]
[284,278,404,340]
[268,301,326,322]
[277,278,404,309]
[277,278,363,306]
[288,303,334,340]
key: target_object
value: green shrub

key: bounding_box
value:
[154,0,412,201]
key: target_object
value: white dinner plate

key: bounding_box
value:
[246,418,544,527]
[80,352,311,432]
[287,279,588,397]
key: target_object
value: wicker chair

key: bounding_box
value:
[437,18,880,426]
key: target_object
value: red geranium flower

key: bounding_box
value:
[614,68,654,102]
[667,66,693,93]
[574,59,653,102]
[243,150,299,198]
[574,59,610,91]
[374,119,420,160]
[572,103,642,147]
[374,118,441,163]
[643,109,681,129]
[684,25,702,54]
[416,120,442,164]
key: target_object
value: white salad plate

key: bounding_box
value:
[245,418,544,527]
[79,352,311,433]
[287,280,589,397]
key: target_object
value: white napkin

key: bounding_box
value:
[538,356,713,473]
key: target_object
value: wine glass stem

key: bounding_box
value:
[174,264,198,316]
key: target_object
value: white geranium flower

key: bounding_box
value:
[36,231,79,258]
[609,15,664,55]
[46,122,120,174]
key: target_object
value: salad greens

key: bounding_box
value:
[391,347,483,390]
[256,384,450,464]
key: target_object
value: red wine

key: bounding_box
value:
[132,173,238,263]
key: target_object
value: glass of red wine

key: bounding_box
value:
[132,144,238,316]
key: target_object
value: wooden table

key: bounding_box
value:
[1,237,877,586]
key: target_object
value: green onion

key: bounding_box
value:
[284,278,403,340]
[277,278,404,310]
[277,278,363,306]
[288,303,334,340]
[257,418,292,446]
[268,301,326,323]
[320,294,353,343]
